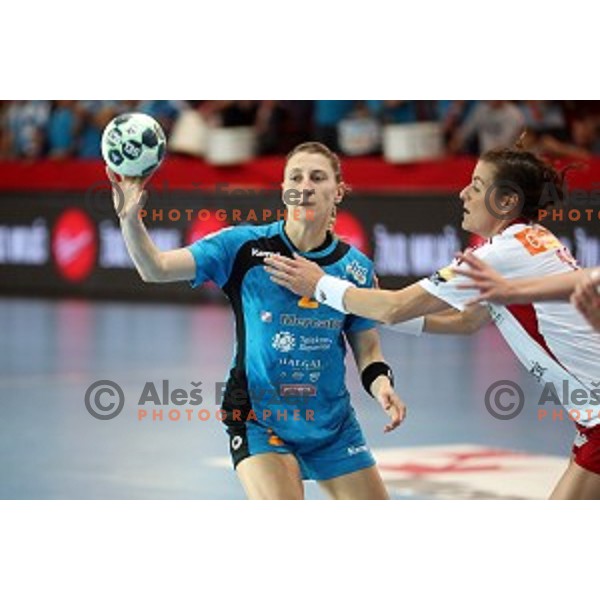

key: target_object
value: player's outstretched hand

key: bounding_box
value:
[106,167,152,221]
[571,269,600,333]
[371,377,406,433]
[453,251,517,305]
[264,254,324,298]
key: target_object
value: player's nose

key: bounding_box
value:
[301,176,315,190]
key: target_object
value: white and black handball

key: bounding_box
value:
[101,113,166,178]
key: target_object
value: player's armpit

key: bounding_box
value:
[424,305,491,335]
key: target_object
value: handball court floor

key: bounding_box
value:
[0,297,576,500]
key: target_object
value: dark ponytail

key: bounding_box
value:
[481,135,575,221]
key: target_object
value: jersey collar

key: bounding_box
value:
[278,220,338,259]
[489,217,532,243]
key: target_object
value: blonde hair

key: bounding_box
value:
[285,141,351,197]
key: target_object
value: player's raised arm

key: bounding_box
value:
[453,251,600,305]
[264,253,450,323]
[108,167,195,283]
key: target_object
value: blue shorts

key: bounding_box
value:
[225,411,376,481]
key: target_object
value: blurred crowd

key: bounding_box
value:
[1,100,599,161]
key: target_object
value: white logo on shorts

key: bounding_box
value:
[231,435,243,451]
[347,444,368,456]
[574,431,588,448]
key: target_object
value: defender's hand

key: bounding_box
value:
[453,251,517,305]
[264,254,324,298]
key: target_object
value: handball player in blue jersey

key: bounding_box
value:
[108,142,406,500]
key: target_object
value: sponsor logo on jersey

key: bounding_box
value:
[515,226,562,256]
[268,432,285,447]
[280,314,343,330]
[487,305,505,324]
[260,310,273,323]
[309,372,320,383]
[428,264,455,286]
[346,260,368,285]
[297,296,319,309]
[279,384,317,397]
[574,430,588,448]
[299,335,333,352]
[529,361,548,383]
[278,357,323,370]
[272,331,296,352]
[251,248,281,259]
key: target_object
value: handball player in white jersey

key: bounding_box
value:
[451,253,600,333]
[265,146,600,499]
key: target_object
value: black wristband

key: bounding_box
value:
[361,361,394,397]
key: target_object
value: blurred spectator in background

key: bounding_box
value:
[46,100,80,159]
[521,100,567,138]
[1,100,50,159]
[0,100,597,162]
[197,100,283,154]
[275,101,313,153]
[0,102,9,158]
[136,100,186,137]
[200,100,259,127]
[312,101,357,152]
[366,100,419,124]
[518,100,590,159]
[435,101,476,146]
[449,100,524,154]
[337,101,381,156]
[76,101,135,158]
[567,101,600,155]
[253,101,286,154]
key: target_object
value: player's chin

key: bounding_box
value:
[461,215,475,233]
[294,204,320,222]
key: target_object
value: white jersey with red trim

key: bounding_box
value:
[418,222,600,426]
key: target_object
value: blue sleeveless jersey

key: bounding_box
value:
[187,220,375,447]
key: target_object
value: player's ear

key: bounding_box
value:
[335,182,346,204]
[499,191,520,214]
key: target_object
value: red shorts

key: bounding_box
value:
[572,423,600,475]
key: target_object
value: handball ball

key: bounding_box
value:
[101,112,166,177]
